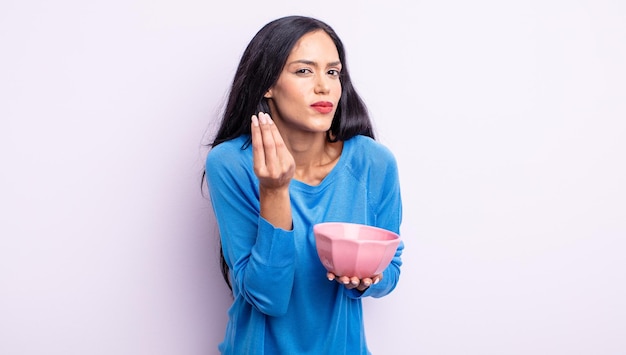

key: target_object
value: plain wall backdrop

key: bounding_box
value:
[2,0,625,354]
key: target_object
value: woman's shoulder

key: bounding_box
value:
[346,135,397,163]
[205,136,254,183]
[339,135,399,187]
[206,136,251,164]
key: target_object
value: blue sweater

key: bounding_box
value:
[206,134,404,354]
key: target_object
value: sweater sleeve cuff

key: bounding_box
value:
[343,276,392,299]
[251,217,296,268]
[344,285,376,299]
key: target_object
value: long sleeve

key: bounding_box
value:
[206,139,296,316]
[345,141,404,299]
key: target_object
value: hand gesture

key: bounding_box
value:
[251,112,295,230]
[251,112,295,190]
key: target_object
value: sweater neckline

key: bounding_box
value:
[290,137,352,191]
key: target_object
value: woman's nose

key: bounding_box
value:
[314,75,330,94]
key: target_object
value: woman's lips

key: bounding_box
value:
[311,102,334,114]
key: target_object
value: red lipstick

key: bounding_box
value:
[311,101,334,114]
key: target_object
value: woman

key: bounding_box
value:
[205,15,404,354]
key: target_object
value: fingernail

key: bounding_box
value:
[373,278,380,285]
[251,116,259,126]
[259,114,267,124]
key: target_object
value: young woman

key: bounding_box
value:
[205,15,404,354]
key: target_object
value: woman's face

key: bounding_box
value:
[265,30,342,135]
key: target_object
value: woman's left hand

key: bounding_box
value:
[327,272,383,292]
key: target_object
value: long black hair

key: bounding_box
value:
[205,15,375,291]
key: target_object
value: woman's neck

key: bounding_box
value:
[283,132,343,186]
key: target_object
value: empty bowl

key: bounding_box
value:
[313,222,401,279]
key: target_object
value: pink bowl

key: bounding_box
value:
[313,222,401,279]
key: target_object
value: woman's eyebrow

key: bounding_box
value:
[288,59,342,67]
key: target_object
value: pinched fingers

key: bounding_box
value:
[251,112,278,168]
[250,112,295,188]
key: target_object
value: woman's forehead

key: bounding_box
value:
[286,31,340,65]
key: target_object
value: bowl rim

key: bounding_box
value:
[313,222,401,240]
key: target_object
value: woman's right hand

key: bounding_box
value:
[251,112,295,189]
[251,112,295,230]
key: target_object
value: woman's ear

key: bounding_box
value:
[264,88,273,99]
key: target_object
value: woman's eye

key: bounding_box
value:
[328,69,340,77]
[295,68,313,75]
